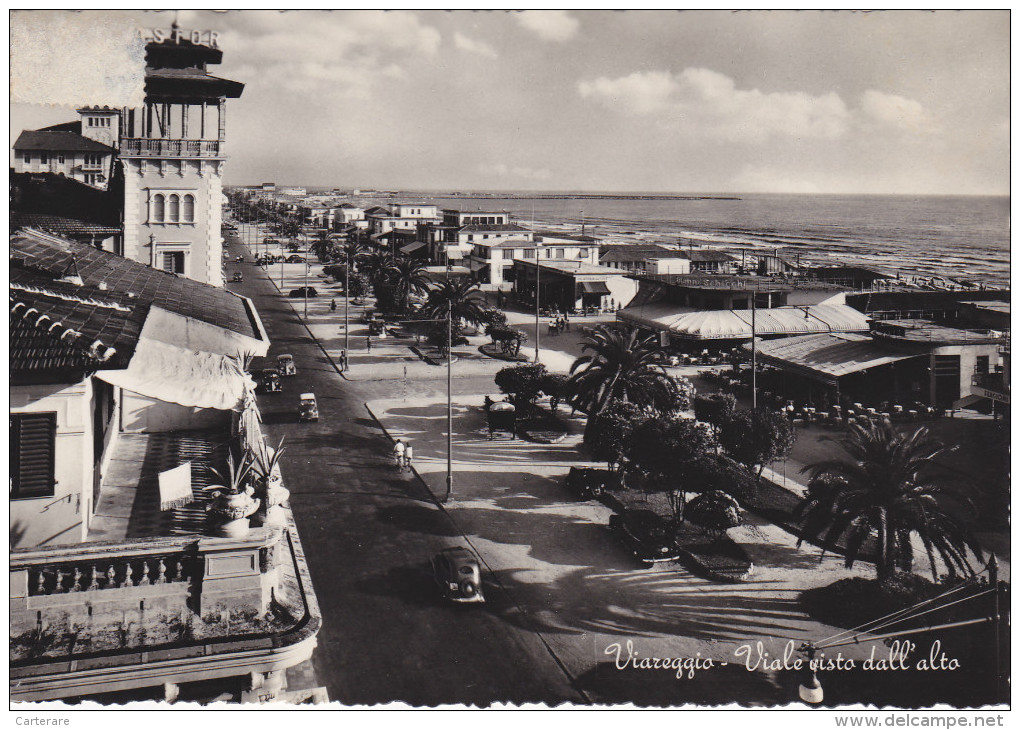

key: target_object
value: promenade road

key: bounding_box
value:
[225,233,584,706]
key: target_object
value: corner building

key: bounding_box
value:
[120,30,243,287]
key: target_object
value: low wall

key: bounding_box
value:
[10,528,284,659]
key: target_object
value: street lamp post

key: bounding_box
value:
[446,298,453,503]
[534,255,541,363]
[397,308,455,503]
[344,251,350,354]
[303,261,309,318]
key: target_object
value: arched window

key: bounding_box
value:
[152,194,165,222]
[168,194,180,223]
[182,194,195,223]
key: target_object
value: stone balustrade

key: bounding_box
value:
[10,528,286,648]
[121,138,222,157]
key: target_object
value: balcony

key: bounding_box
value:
[9,430,321,702]
[121,138,223,158]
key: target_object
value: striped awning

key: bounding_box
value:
[617,303,870,340]
[743,333,922,385]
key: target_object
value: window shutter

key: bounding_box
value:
[11,413,56,498]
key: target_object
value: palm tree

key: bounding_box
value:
[568,324,677,431]
[340,238,368,272]
[388,256,432,315]
[420,278,488,328]
[796,421,983,582]
[310,229,338,262]
[360,250,397,288]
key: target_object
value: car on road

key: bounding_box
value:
[277,354,297,376]
[255,368,282,394]
[298,392,319,421]
[609,509,681,566]
[286,254,306,263]
[231,272,244,282]
[430,547,485,603]
[288,287,318,298]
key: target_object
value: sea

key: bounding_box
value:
[323,191,1012,288]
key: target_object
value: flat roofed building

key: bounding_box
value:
[512,258,638,312]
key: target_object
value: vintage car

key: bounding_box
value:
[288,287,318,298]
[368,320,386,336]
[231,271,244,282]
[277,354,297,376]
[298,392,319,421]
[286,254,306,263]
[609,509,681,566]
[430,546,484,604]
[255,368,282,394]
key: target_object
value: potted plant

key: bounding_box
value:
[204,450,260,537]
[250,437,290,527]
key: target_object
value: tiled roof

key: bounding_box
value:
[10,283,145,380]
[11,213,121,239]
[11,231,260,340]
[13,130,116,153]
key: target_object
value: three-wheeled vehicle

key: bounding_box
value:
[277,354,297,376]
[256,368,282,394]
[299,392,319,421]
[231,271,244,282]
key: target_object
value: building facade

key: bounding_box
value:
[119,31,244,287]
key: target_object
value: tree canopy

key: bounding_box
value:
[796,422,983,582]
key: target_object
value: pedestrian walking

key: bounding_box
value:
[392,439,406,469]
[404,444,414,471]
[366,335,372,352]
[339,349,347,371]
[330,298,337,312]
[563,313,570,331]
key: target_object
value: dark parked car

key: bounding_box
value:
[288,287,318,298]
[286,254,306,263]
[254,368,282,394]
[230,272,244,282]
[430,547,484,603]
[609,509,681,566]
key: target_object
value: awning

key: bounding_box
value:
[97,339,255,411]
[578,281,611,295]
[617,303,696,331]
[619,303,870,340]
[400,241,427,254]
[468,259,488,272]
[742,333,923,386]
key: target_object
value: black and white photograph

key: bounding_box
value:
[8,8,1010,719]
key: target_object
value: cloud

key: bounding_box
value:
[514,10,578,42]
[480,163,552,181]
[578,67,850,142]
[217,11,441,99]
[858,89,936,133]
[454,32,497,59]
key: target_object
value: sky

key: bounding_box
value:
[9,9,1011,195]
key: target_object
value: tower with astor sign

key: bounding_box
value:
[119,24,244,286]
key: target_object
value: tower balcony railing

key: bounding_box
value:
[121,138,223,158]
